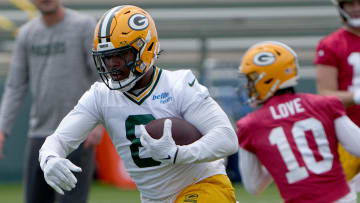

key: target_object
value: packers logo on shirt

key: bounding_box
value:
[184,193,198,202]
[31,42,65,56]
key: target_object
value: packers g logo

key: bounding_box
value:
[253,52,275,66]
[128,13,149,30]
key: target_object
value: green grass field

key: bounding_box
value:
[0,181,284,203]
[1,181,358,203]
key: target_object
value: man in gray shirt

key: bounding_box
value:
[0,0,103,202]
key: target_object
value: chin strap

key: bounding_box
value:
[348,18,360,28]
[336,5,360,28]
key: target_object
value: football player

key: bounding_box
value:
[237,41,360,202]
[38,5,238,203]
[314,0,360,186]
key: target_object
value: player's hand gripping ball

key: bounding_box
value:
[140,118,203,164]
[145,117,202,145]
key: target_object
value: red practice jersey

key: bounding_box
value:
[237,93,349,203]
[314,27,360,126]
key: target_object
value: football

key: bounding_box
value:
[145,117,202,145]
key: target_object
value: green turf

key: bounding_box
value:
[88,182,284,203]
[234,183,282,203]
[89,182,284,203]
[89,182,141,203]
[0,183,23,203]
[0,181,282,203]
[0,181,358,203]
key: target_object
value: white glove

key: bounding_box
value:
[140,119,179,164]
[42,156,82,195]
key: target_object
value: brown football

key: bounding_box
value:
[145,117,202,146]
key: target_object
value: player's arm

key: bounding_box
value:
[140,96,238,164]
[175,96,238,164]
[140,71,238,164]
[39,85,101,194]
[316,64,357,107]
[239,148,273,195]
[38,106,99,195]
[0,26,29,159]
[39,106,99,164]
[335,115,360,156]
[0,26,29,136]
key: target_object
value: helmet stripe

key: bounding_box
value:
[97,15,105,43]
[99,6,123,43]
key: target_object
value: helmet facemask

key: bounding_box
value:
[238,72,260,104]
[242,71,281,105]
[92,38,146,92]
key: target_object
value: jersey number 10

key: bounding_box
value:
[269,117,334,184]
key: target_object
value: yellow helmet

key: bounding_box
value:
[92,5,160,91]
[239,41,299,104]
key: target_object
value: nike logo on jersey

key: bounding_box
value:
[160,155,171,160]
[188,78,196,87]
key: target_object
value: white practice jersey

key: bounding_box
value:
[42,67,229,200]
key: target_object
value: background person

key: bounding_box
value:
[0,0,103,202]
[314,0,360,184]
[238,41,360,203]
